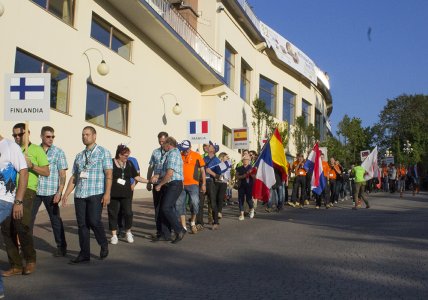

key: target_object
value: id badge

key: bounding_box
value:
[80,171,89,179]
[117,178,126,185]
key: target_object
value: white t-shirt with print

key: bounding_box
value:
[0,138,27,203]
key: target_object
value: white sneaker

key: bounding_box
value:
[249,209,255,219]
[110,235,118,245]
[126,232,134,243]
[238,215,244,221]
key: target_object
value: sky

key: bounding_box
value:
[250,0,428,134]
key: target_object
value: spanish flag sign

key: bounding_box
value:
[232,127,249,149]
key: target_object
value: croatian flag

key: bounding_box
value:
[189,120,208,134]
[10,77,45,100]
[304,143,327,195]
[252,143,276,202]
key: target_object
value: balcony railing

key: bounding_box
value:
[143,0,223,75]
[236,0,261,32]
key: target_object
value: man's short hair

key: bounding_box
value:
[164,137,177,147]
[157,131,168,139]
[41,126,54,135]
[13,123,26,131]
[83,126,96,134]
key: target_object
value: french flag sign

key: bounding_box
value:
[187,120,210,143]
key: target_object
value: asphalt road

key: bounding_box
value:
[1,190,427,299]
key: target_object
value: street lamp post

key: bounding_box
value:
[403,140,413,164]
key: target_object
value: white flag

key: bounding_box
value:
[361,146,378,180]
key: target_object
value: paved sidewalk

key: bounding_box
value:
[1,190,428,299]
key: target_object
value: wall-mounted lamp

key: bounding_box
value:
[161,92,182,125]
[217,5,225,13]
[83,47,109,76]
[0,2,5,17]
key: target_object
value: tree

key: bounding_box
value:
[292,116,316,155]
[373,94,428,167]
[336,114,367,165]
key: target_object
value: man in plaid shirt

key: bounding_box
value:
[31,126,68,257]
[151,137,185,244]
[62,126,112,264]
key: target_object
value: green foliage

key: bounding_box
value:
[374,94,428,167]
[292,116,315,155]
[336,114,368,165]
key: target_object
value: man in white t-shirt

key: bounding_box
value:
[0,134,28,295]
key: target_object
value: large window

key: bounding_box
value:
[31,0,75,25]
[91,14,132,60]
[86,83,129,134]
[224,43,235,89]
[302,99,311,126]
[282,88,295,125]
[315,109,323,140]
[240,59,251,102]
[259,75,277,116]
[14,49,70,113]
[222,125,232,148]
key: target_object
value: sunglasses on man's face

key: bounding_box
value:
[44,135,55,139]
[12,132,25,138]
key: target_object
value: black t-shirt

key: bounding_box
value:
[235,164,253,187]
[111,159,138,198]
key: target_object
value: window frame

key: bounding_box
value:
[240,59,252,103]
[30,0,76,26]
[301,99,312,126]
[224,42,236,90]
[14,48,71,114]
[86,82,129,135]
[222,125,232,148]
[91,13,133,61]
[259,75,277,116]
[282,88,296,125]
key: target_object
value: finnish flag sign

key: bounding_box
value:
[4,73,50,121]
[187,120,210,143]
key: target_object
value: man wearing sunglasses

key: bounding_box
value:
[31,126,68,257]
[1,123,49,277]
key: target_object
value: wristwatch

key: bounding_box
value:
[14,199,23,205]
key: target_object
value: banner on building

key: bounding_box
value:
[232,127,249,149]
[187,120,210,143]
[4,73,50,121]
[259,21,317,84]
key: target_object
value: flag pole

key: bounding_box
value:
[253,126,277,167]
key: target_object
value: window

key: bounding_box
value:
[222,125,232,148]
[14,49,70,113]
[224,43,235,89]
[302,99,311,126]
[240,59,251,102]
[31,0,75,25]
[91,14,132,60]
[315,109,323,140]
[282,88,295,125]
[259,75,277,116]
[86,83,129,134]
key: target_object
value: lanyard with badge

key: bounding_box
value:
[80,145,97,179]
[117,161,126,186]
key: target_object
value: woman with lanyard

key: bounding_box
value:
[109,145,149,244]
[235,154,255,220]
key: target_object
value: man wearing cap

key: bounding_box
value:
[204,141,222,230]
[176,140,206,234]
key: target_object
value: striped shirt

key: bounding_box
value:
[161,147,183,182]
[72,144,113,198]
[37,144,68,196]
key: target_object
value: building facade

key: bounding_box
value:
[0,0,332,183]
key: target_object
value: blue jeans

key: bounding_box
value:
[32,195,67,249]
[74,194,108,259]
[0,200,14,293]
[160,180,183,238]
[176,184,199,216]
[238,183,253,212]
[268,185,284,209]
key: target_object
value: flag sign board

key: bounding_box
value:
[187,120,210,143]
[360,149,370,162]
[4,73,50,121]
[232,127,249,149]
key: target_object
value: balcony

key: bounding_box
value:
[104,0,223,85]
[145,0,223,75]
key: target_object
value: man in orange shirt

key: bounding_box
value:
[397,163,407,197]
[328,157,342,206]
[315,152,331,209]
[176,140,206,234]
[290,154,307,207]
